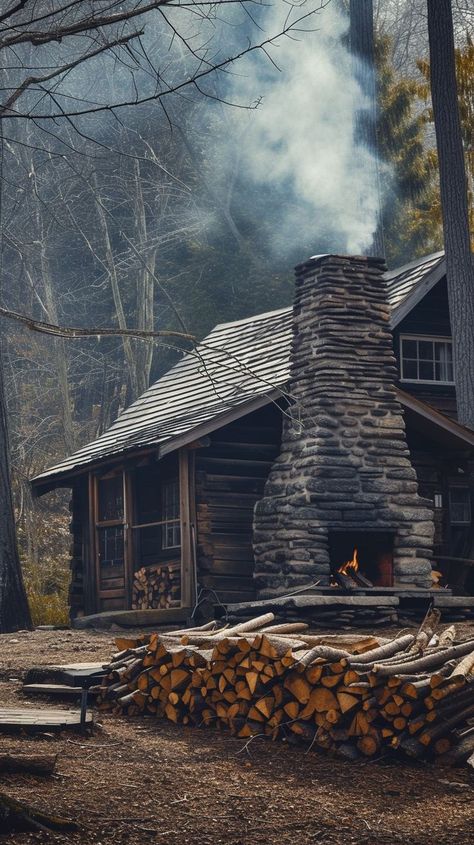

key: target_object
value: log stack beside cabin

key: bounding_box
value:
[94,610,474,766]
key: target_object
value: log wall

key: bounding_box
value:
[195,404,282,605]
[68,476,90,618]
[407,429,474,591]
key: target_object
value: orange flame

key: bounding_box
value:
[338,547,359,576]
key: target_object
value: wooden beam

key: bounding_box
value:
[88,472,98,615]
[179,449,194,609]
[124,470,134,609]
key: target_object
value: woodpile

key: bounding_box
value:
[132,563,180,610]
[95,609,474,766]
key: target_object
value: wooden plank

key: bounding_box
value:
[124,469,134,609]
[73,606,190,629]
[22,684,99,698]
[197,559,255,576]
[180,449,193,608]
[23,664,105,687]
[97,577,124,591]
[97,588,126,600]
[88,471,98,615]
[199,574,255,591]
[0,707,93,731]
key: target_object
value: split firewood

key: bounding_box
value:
[94,614,474,766]
[438,625,457,648]
[132,563,181,611]
[408,607,441,655]
[447,649,474,682]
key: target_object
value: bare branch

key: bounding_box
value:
[0,30,144,116]
[1,8,325,120]
[0,303,196,343]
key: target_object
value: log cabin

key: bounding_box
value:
[31,252,474,623]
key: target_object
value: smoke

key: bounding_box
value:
[221,2,383,255]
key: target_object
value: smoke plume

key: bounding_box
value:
[223,2,383,255]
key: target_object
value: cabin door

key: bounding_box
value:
[94,470,129,611]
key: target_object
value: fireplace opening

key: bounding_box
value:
[328,531,394,588]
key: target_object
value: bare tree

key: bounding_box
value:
[0,1,329,631]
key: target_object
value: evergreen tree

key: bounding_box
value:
[376,35,441,266]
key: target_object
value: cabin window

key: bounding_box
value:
[162,478,181,549]
[96,472,125,570]
[449,486,471,525]
[131,457,181,564]
[98,475,123,522]
[400,335,454,384]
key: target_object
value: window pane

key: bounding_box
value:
[163,521,181,550]
[98,526,124,568]
[98,476,123,521]
[419,360,434,381]
[402,339,417,358]
[163,480,179,520]
[162,477,181,550]
[134,465,161,524]
[449,487,471,524]
[403,360,418,380]
[434,342,454,382]
[418,341,434,361]
[136,525,161,567]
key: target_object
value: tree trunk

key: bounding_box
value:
[350,0,384,257]
[0,348,32,632]
[132,159,155,398]
[91,173,140,402]
[28,136,76,454]
[427,0,474,429]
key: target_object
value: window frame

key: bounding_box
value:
[131,468,181,551]
[448,485,472,526]
[399,334,455,386]
[161,477,181,550]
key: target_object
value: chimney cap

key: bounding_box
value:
[295,253,387,275]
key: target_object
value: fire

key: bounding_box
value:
[338,547,359,577]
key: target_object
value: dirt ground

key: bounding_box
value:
[0,626,473,845]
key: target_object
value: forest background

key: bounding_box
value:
[1,0,472,623]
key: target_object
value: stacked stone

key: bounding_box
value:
[253,254,434,597]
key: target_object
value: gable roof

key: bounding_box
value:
[386,250,445,326]
[32,251,455,493]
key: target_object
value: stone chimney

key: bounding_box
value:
[253,254,434,597]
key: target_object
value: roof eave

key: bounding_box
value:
[390,256,446,329]
[31,390,284,496]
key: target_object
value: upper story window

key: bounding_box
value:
[400,335,454,385]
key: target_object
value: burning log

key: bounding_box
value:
[95,614,474,766]
[332,547,374,589]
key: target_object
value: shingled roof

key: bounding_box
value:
[32,251,451,492]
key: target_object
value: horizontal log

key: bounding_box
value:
[0,754,57,776]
